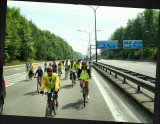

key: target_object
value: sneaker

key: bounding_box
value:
[80,88,83,92]
[87,95,90,100]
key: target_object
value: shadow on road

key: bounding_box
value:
[23,91,39,96]
[60,84,73,89]
[60,78,67,80]
[61,99,88,110]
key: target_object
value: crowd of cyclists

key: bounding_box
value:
[25,58,92,112]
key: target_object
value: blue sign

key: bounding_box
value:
[123,40,143,49]
[97,41,119,49]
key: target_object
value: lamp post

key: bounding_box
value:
[88,5,100,62]
[78,29,101,61]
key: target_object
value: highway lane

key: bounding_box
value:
[2,63,152,123]
[98,59,156,78]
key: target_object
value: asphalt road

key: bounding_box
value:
[2,61,152,123]
[98,59,156,78]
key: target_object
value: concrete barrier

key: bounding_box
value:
[93,64,154,118]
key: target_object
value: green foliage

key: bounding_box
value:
[5,6,76,62]
[100,9,159,61]
[73,51,84,59]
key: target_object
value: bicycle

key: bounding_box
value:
[65,70,68,79]
[26,68,29,81]
[34,77,42,94]
[43,90,57,118]
[70,71,75,87]
[58,69,61,79]
[29,70,34,80]
[79,78,89,107]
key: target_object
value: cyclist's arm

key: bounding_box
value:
[55,76,59,92]
[41,70,43,77]
[34,70,38,77]
[87,69,91,77]
[40,77,47,91]
[77,69,81,78]
[69,67,71,72]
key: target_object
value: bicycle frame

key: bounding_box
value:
[70,71,75,87]
[34,77,42,94]
[65,70,68,79]
[82,79,87,107]
[44,90,57,117]
[58,69,61,78]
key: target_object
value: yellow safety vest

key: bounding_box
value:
[42,73,59,91]
[80,67,90,82]
[76,63,80,68]
[69,64,76,72]
[29,64,34,71]
[58,64,62,69]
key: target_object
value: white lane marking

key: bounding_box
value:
[92,73,127,122]
[4,72,27,87]
[6,83,15,87]
[4,72,26,78]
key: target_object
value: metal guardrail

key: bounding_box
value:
[97,62,156,84]
[93,62,155,94]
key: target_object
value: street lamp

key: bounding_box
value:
[78,29,101,60]
[88,5,100,62]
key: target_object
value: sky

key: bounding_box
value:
[7,0,145,56]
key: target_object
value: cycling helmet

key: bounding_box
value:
[47,66,53,72]
[49,62,52,65]
[82,60,87,65]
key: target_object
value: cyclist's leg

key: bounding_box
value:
[70,72,72,80]
[85,81,89,95]
[73,72,76,80]
[53,91,58,107]
[80,80,83,88]
[47,93,51,104]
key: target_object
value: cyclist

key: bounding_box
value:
[69,60,76,83]
[26,62,29,73]
[75,60,80,77]
[49,62,52,67]
[62,60,64,69]
[34,66,43,86]
[29,62,34,79]
[64,61,69,77]
[58,62,62,74]
[78,60,91,100]
[44,61,47,72]
[52,61,58,74]
[40,67,60,107]
[66,60,68,63]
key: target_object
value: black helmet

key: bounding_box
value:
[47,66,53,72]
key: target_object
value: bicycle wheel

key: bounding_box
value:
[65,71,66,79]
[48,104,53,118]
[72,76,74,87]
[83,87,86,107]
[53,100,56,115]
[45,106,48,117]
[37,80,39,94]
